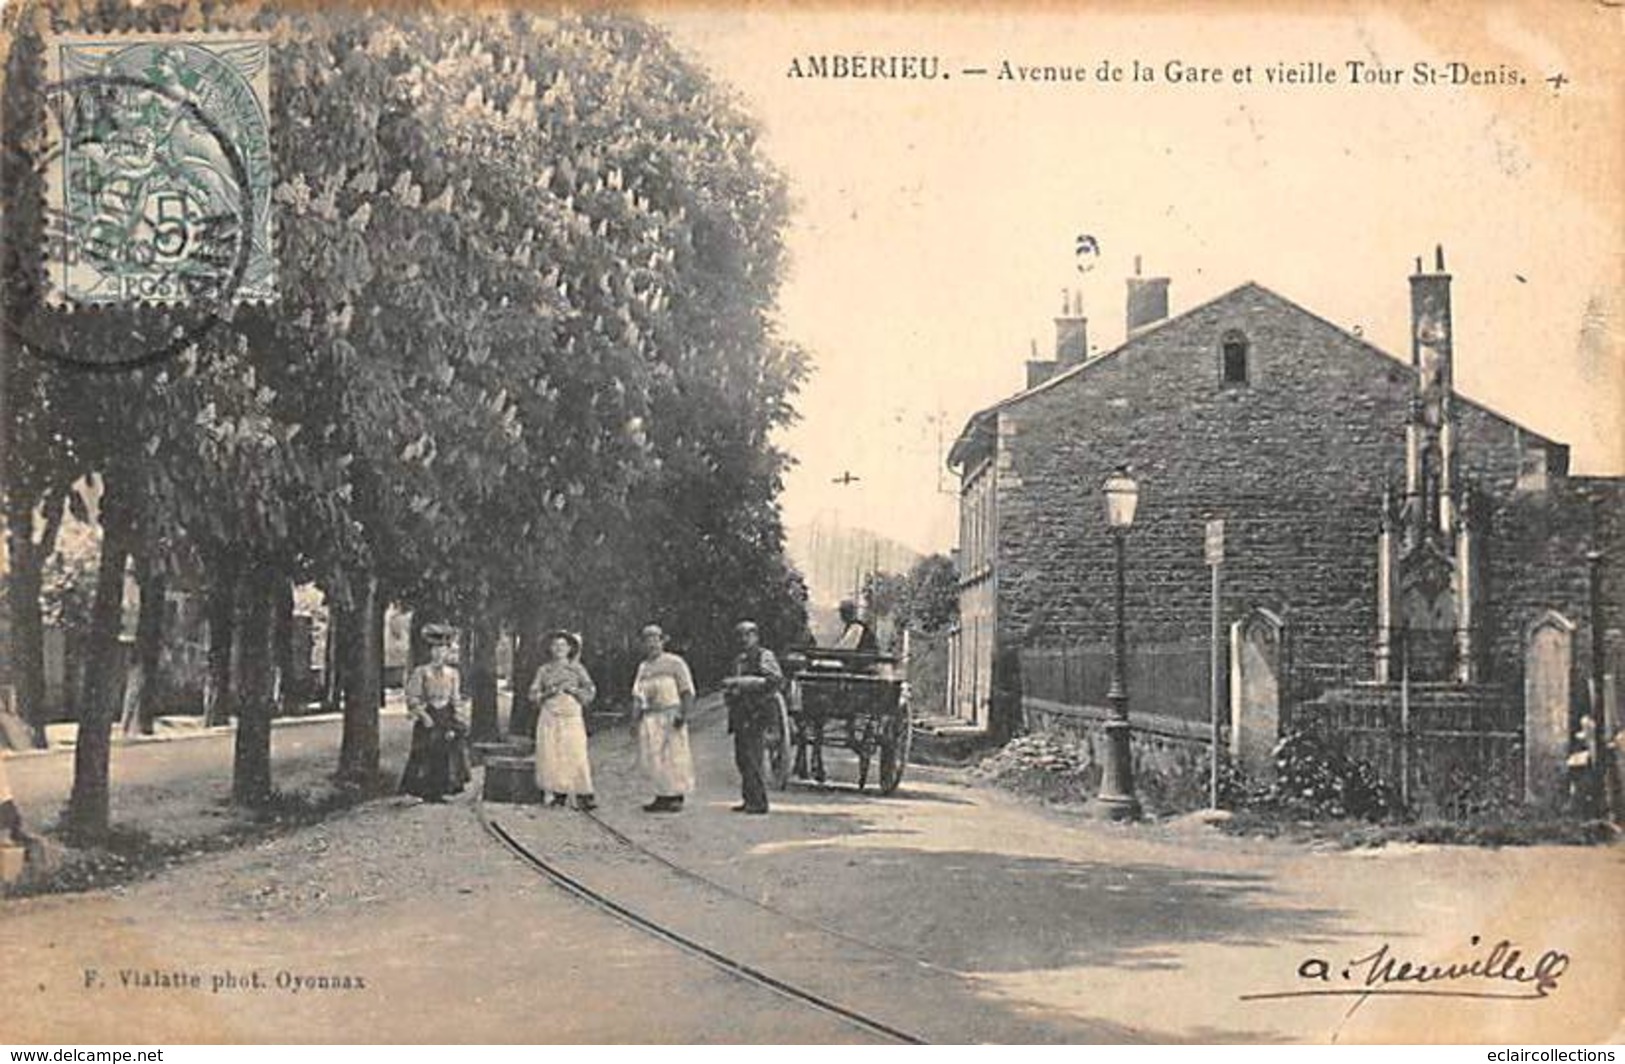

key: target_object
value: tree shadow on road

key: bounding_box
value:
[585,800,1326,1042]
[643,792,1359,974]
[757,842,1351,973]
[779,779,976,806]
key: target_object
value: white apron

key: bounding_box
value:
[535,693,593,795]
[636,708,695,796]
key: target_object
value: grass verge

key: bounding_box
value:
[6,771,398,899]
[975,734,1620,848]
[1215,808,1620,848]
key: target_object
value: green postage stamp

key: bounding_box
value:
[43,34,275,306]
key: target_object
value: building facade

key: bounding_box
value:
[947,251,1623,788]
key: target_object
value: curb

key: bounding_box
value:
[3,706,412,760]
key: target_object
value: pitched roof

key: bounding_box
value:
[947,281,1562,469]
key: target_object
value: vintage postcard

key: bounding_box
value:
[1,0,1621,1048]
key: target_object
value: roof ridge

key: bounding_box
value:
[947,279,1566,469]
[1013,280,1267,401]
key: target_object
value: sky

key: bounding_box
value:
[657,3,1623,556]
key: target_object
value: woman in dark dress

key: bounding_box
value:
[399,624,471,802]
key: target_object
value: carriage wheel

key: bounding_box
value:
[763,693,793,791]
[878,715,912,795]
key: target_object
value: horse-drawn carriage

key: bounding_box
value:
[758,647,911,795]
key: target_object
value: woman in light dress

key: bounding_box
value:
[531,630,597,811]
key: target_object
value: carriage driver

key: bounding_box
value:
[835,600,879,653]
[722,620,784,815]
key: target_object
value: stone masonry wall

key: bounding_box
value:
[992,282,1568,700]
[1482,479,1625,705]
[1024,698,1217,814]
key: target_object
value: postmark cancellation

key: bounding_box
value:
[42,33,275,307]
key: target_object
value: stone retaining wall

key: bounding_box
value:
[1023,696,1223,815]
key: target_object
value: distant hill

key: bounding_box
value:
[786,521,921,610]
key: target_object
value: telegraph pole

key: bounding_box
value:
[832,470,863,605]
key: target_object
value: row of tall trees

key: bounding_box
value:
[1,1,808,838]
[863,554,960,639]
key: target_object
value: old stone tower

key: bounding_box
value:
[1375,246,1480,684]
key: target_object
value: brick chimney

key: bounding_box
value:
[1055,288,1088,367]
[1126,256,1170,336]
[1025,338,1059,389]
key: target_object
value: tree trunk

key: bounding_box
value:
[7,554,47,746]
[408,609,427,680]
[65,480,133,841]
[135,563,168,734]
[5,492,63,747]
[338,571,382,783]
[323,597,346,712]
[509,606,545,740]
[232,563,278,807]
[271,577,294,714]
[121,551,166,736]
[202,553,239,726]
[469,617,499,742]
[510,630,522,719]
[229,596,248,724]
[373,585,387,709]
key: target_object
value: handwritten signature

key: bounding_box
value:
[1243,936,1570,1001]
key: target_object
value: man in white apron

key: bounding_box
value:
[631,625,696,813]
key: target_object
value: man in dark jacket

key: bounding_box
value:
[722,620,783,815]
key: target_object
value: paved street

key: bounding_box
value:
[4,700,1622,1043]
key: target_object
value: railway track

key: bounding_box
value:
[475,797,929,1045]
[576,800,966,980]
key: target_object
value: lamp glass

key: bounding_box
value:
[1103,468,1139,528]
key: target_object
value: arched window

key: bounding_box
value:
[1221,330,1249,386]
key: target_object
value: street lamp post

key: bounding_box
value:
[1095,466,1142,821]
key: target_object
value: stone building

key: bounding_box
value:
[947,250,1622,811]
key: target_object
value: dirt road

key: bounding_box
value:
[5,698,1620,1043]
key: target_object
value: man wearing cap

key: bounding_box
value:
[630,624,697,813]
[722,620,784,815]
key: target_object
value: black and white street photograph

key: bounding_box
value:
[1,0,1621,1048]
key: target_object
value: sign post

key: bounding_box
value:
[1205,518,1225,810]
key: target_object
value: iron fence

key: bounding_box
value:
[1287,624,1524,817]
[1021,621,1528,818]
[1021,640,1212,725]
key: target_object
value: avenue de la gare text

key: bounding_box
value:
[783,54,1527,89]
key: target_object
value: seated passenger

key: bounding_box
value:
[834,600,878,653]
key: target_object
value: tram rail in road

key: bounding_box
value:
[475,798,929,1045]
